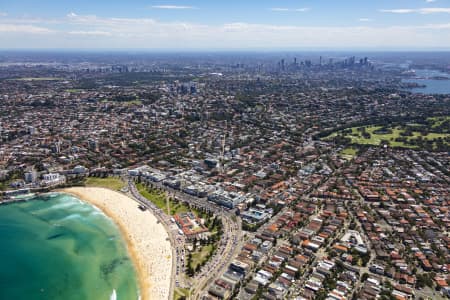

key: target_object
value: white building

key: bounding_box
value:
[42,173,65,185]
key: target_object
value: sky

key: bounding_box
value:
[1,0,450,50]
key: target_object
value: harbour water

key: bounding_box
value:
[0,193,139,300]
[403,69,450,95]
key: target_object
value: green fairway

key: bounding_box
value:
[428,116,450,128]
[340,147,357,159]
[84,177,126,191]
[325,124,449,150]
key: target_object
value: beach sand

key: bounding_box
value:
[60,187,172,300]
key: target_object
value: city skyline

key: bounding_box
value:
[1,0,450,50]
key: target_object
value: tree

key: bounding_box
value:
[193,238,198,251]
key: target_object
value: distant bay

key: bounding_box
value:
[403,69,450,95]
[0,193,139,300]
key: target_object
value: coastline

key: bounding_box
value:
[59,187,172,300]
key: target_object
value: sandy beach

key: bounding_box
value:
[60,187,172,300]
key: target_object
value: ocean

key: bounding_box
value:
[0,193,140,300]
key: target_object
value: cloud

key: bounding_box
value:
[66,12,157,27]
[380,7,450,14]
[0,16,60,25]
[67,13,155,25]
[62,13,204,40]
[69,30,112,36]
[151,5,195,10]
[379,9,416,14]
[0,12,7,17]
[358,18,372,22]
[0,24,54,34]
[425,0,436,3]
[422,23,450,29]
[420,7,450,13]
[2,12,450,49]
[270,8,310,12]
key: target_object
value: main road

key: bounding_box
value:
[189,215,244,299]
[127,180,183,300]
[129,178,243,300]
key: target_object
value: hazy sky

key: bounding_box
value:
[1,0,450,50]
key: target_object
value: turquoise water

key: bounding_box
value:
[0,193,140,300]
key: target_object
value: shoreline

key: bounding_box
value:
[59,187,172,300]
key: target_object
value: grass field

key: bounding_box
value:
[136,183,204,216]
[326,125,449,149]
[174,288,190,300]
[12,77,63,81]
[340,147,357,159]
[428,116,450,128]
[84,177,126,191]
[169,201,191,215]
[340,147,357,156]
[100,99,142,106]
[189,244,214,271]
[123,99,142,106]
[136,183,168,210]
